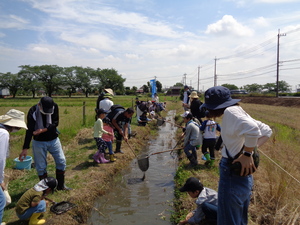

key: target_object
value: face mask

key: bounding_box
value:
[39,105,54,115]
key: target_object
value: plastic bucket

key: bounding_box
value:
[14,156,32,170]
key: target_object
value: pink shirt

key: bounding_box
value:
[102,125,114,142]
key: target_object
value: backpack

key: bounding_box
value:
[106,104,125,120]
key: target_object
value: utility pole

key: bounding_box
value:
[183,73,187,85]
[214,57,219,87]
[276,29,286,97]
[197,66,201,92]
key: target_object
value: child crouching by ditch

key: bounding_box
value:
[178,177,218,225]
[93,109,113,164]
[102,117,116,162]
[15,177,57,225]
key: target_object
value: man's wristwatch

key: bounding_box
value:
[242,150,253,157]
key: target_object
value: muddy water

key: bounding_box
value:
[88,110,179,225]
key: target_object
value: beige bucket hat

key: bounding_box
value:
[189,91,199,98]
[104,88,114,96]
[0,109,28,129]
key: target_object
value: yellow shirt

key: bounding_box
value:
[93,118,108,138]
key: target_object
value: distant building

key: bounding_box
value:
[0,88,10,98]
[166,86,182,96]
[136,88,144,94]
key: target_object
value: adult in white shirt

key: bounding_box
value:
[99,94,114,112]
[201,86,272,225]
[0,109,27,224]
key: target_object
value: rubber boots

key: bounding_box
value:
[187,155,198,166]
[38,173,48,181]
[115,140,124,154]
[56,169,72,191]
[109,154,116,162]
[204,153,212,167]
[99,153,110,163]
[93,151,101,163]
[29,213,46,225]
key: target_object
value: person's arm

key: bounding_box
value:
[0,131,9,185]
[112,118,123,137]
[123,123,128,142]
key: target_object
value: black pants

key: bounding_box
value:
[201,139,216,160]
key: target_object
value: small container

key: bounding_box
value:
[14,156,32,170]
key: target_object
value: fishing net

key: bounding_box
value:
[137,154,149,172]
[50,201,77,215]
[156,118,165,126]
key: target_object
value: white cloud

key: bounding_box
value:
[0,14,29,29]
[31,46,52,54]
[252,17,269,27]
[205,15,254,37]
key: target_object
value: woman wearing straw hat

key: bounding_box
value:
[182,91,205,124]
[0,109,28,225]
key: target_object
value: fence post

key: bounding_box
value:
[83,101,86,126]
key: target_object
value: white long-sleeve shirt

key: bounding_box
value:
[0,128,9,184]
[221,106,272,158]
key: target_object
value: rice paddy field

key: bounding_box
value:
[1,95,300,224]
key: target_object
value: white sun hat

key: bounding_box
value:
[0,109,27,129]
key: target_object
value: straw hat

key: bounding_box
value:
[0,109,27,129]
[104,93,113,99]
[104,88,114,96]
[189,91,199,99]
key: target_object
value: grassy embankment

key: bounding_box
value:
[172,102,300,225]
[0,95,182,225]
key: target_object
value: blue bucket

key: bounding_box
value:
[14,156,32,170]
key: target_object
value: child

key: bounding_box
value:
[137,111,151,126]
[93,109,113,163]
[200,111,221,167]
[15,177,57,225]
[102,117,116,162]
[178,177,218,225]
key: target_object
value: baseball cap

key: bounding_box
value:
[179,177,203,192]
[44,177,58,193]
[181,111,193,119]
[97,108,108,115]
[40,97,54,114]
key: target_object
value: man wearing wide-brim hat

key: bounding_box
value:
[0,109,27,224]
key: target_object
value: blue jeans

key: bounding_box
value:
[32,138,66,176]
[202,202,218,221]
[105,141,113,155]
[184,143,196,157]
[218,157,253,225]
[0,188,5,222]
[17,200,46,220]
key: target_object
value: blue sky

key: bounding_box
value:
[1,0,300,91]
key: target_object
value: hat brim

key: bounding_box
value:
[1,118,28,129]
[201,99,241,110]
[104,88,114,96]
[189,95,199,98]
[179,186,188,192]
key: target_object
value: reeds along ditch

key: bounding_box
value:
[231,104,300,224]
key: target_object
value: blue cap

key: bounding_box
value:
[201,86,241,110]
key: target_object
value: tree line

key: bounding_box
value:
[0,65,126,98]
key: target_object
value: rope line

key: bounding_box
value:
[259,150,300,185]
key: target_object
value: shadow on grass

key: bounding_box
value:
[77,138,94,145]
[72,160,97,170]
[7,220,28,225]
